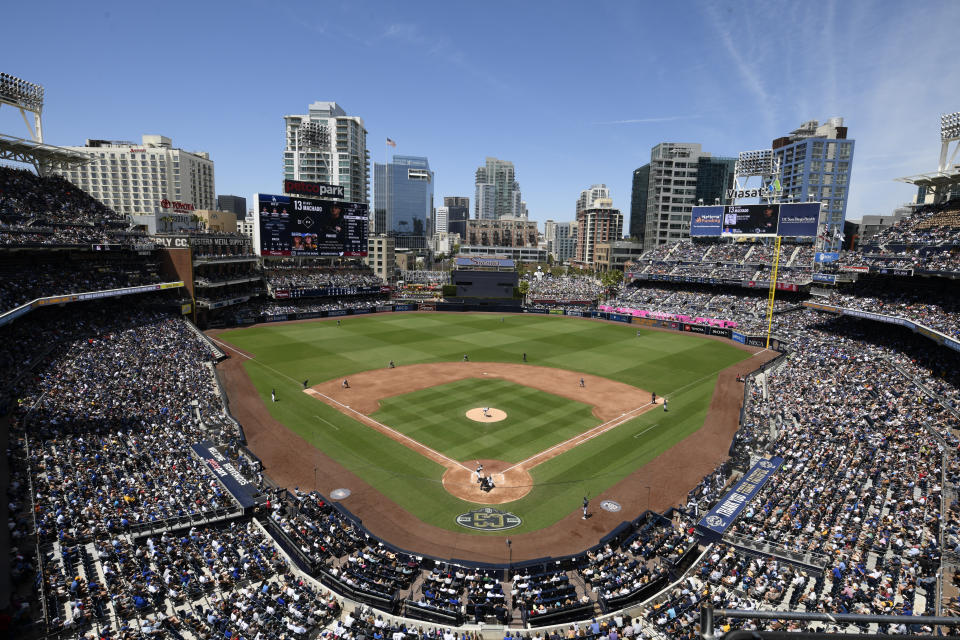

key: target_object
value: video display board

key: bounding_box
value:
[255,193,368,257]
[691,203,821,238]
[722,204,780,236]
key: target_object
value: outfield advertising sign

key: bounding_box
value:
[690,206,724,237]
[775,203,820,237]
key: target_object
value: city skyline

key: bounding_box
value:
[2,0,959,226]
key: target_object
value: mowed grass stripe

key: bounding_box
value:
[221,313,753,532]
[371,378,599,463]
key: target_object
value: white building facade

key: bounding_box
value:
[52,134,215,217]
[284,101,369,205]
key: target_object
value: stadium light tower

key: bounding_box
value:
[939,111,960,172]
[732,149,781,205]
[897,109,960,205]
[0,72,45,142]
[296,120,331,181]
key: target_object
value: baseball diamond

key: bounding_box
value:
[212,312,771,560]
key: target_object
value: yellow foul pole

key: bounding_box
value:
[765,236,781,349]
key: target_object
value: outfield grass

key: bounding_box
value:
[370,377,600,463]
[219,313,751,533]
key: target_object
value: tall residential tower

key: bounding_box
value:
[283,101,369,204]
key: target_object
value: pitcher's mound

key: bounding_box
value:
[466,407,507,423]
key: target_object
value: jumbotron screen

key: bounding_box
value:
[255,193,368,257]
[722,204,780,236]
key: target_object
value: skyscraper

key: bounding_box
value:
[445,202,470,239]
[629,166,650,241]
[283,101,369,204]
[630,143,735,250]
[771,117,855,245]
[373,155,434,250]
[474,157,522,219]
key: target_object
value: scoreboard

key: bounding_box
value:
[254,193,368,257]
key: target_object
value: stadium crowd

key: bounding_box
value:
[264,266,383,290]
[525,274,604,301]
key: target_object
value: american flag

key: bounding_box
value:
[386,138,396,147]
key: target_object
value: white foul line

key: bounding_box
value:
[634,424,659,438]
[305,389,471,472]
[210,337,254,360]
[502,401,656,473]
[314,415,340,430]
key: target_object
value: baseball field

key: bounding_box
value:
[214,313,756,538]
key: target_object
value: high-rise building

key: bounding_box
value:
[629,165,650,241]
[444,196,469,209]
[576,184,610,215]
[53,135,215,217]
[575,198,623,267]
[283,101,369,204]
[446,204,470,239]
[544,220,577,263]
[771,117,855,243]
[373,155,434,250]
[217,195,246,218]
[631,143,735,250]
[434,206,449,234]
[474,157,522,219]
[476,183,496,220]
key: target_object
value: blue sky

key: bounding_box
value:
[3,0,959,224]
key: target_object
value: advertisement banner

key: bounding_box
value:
[181,303,193,315]
[191,441,257,509]
[326,309,348,317]
[731,331,746,344]
[812,273,837,284]
[697,457,783,540]
[682,323,707,335]
[549,309,565,315]
[565,310,584,317]
[274,290,290,299]
[815,252,840,263]
[839,265,869,273]
[803,302,841,313]
[524,308,549,314]
[393,304,417,311]
[776,283,799,292]
[376,305,394,313]
[708,327,732,338]
[690,205,724,237]
[745,336,766,347]
[607,313,632,323]
[352,308,372,314]
[878,268,914,276]
[775,203,820,237]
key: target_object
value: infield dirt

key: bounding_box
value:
[210,321,777,563]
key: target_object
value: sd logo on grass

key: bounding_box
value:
[456,507,522,531]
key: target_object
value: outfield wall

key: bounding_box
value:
[239,302,788,350]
